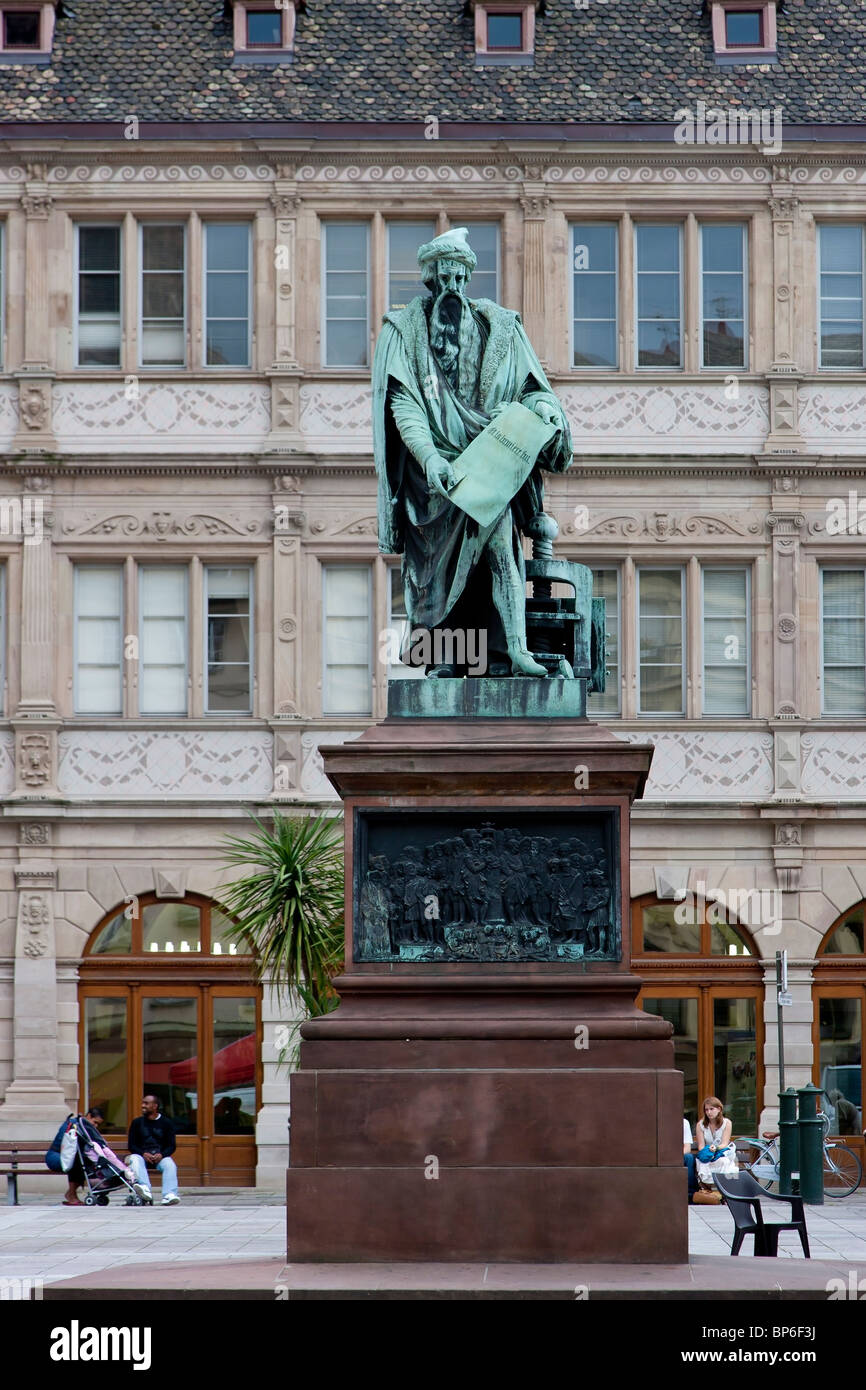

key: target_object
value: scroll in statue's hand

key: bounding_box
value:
[425,453,457,499]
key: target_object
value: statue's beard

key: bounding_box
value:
[430,289,466,378]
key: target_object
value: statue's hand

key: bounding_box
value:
[531,398,559,427]
[425,453,457,499]
[489,402,510,420]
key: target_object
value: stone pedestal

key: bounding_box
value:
[286,712,687,1264]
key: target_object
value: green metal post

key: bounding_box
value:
[778,1087,799,1195]
[796,1083,824,1205]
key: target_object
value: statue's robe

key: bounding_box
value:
[373,295,572,661]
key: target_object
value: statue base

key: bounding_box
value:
[286,714,687,1264]
[387,674,587,720]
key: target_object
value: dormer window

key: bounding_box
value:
[232,0,300,64]
[0,2,55,63]
[472,2,536,65]
[711,2,777,63]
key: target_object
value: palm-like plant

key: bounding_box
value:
[218,811,344,1017]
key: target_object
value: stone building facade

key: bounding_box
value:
[0,1,865,1186]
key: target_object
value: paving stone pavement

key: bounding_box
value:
[2,1191,865,1287]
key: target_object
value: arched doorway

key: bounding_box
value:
[78,894,261,1187]
[631,894,763,1135]
[813,905,865,1163]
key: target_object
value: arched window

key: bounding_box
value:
[79,894,260,1188]
[814,905,865,1147]
[632,894,763,1135]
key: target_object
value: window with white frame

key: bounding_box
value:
[387,566,425,682]
[818,225,864,369]
[387,221,436,312]
[139,566,187,715]
[702,568,750,716]
[140,224,185,368]
[637,567,685,715]
[572,223,618,368]
[76,226,122,368]
[75,566,123,714]
[204,224,251,367]
[635,224,682,369]
[587,568,620,716]
[205,567,253,713]
[323,222,369,367]
[822,569,866,716]
[323,566,372,715]
[701,223,747,369]
[461,221,500,302]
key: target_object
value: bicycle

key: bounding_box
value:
[736,1109,862,1198]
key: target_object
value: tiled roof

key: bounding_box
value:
[0,0,864,126]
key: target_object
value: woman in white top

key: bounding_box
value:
[694,1095,738,1187]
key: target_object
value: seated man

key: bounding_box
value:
[683,1116,698,1203]
[126,1094,180,1206]
[45,1106,105,1206]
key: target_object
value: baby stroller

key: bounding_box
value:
[65,1115,152,1207]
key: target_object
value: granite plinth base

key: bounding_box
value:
[285,714,686,1265]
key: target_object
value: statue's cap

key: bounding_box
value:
[417,226,477,274]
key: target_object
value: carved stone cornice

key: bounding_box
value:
[767,196,799,220]
[765,512,806,535]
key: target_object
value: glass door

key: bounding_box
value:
[813,986,864,1155]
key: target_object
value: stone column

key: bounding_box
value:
[763,188,806,454]
[264,170,304,453]
[0,864,67,1135]
[766,510,805,723]
[13,171,56,452]
[12,477,61,800]
[254,981,297,1191]
[519,175,550,365]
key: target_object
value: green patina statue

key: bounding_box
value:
[373,226,574,678]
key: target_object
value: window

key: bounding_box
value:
[710,2,777,60]
[75,566,123,715]
[204,224,250,367]
[572,223,618,368]
[587,569,619,716]
[473,2,535,60]
[323,566,371,715]
[462,221,499,302]
[231,0,295,58]
[702,568,750,716]
[246,9,282,46]
[635,225,682,368]
[205,567,252,714]
[387,221,436,312]
[140,224,185,368]
[140,567,187,715]
[76,226,121,368]
[821,570,866,716]
[725,9,762,45]
[488,11,522,48]
[818,226,864,369]
[638,568,684,715]
[323,223,369,367]
[701,224,747,369]
[3,8,38,46]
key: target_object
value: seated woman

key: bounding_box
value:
[694,1095,738,1190]
[45,1106,104,1206]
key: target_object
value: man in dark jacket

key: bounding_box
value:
[126,1094,180,1205]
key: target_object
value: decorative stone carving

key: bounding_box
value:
[63,511,262,540]
[614,730,774,800]
[299,731,362,798]
[565,511,760,541]
[155,869,187,899]
[774,729,801,798]
[19,381,51,431]
[556,382,769,448]
[278,617,297,641]
[53,382,270,449]
[775,823,801,846]
[299,384,373,441]
[20,893,49,957]
[777,614,797,641]
[802,733,866,798]
[57,731,273,797]
[20,822,50,846]
[19,732,52,786]
[19,193,53,219]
